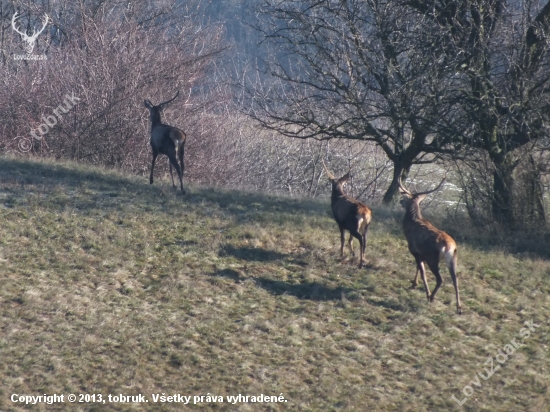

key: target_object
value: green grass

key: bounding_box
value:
[0,156,548,411]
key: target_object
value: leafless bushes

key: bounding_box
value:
[185,108,393,202]
[0,0,225,175]
[0,0,392,205]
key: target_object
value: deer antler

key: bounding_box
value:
[12,12,48,40]
[321,158,335,180]
[398,174,447,197]
[397,176,412,196]
[11,12,25,37]
[159,91,180,107]
[415,174,447,196]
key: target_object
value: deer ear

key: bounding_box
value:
[144,100,153,109]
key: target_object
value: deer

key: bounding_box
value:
[144,91,186,194]
[323,161,372,268]
[398,176,462,314]
[12,12,49,55]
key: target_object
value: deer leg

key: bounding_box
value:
[448,251,462,314]
[349,229,364,268]
[150,149,158,184]
[411,268,420,289]
[426,259,443,303]
[167,145,185,194]
[358,234,365,269]
[348,233,355,256]
[168,155,185,194]
[449,268,462,314]
[179,143,185,175]
[362,224,369,262]
[340,227,346,257]
[414,256,431,301]
[169,161,176,187]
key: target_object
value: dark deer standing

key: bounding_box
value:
[323,161,372,268]
[398,177,462,314]
[144,91,186,194]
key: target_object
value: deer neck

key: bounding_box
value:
[331,186,346,206]
[150,112,162,128]
[404,202,423,224]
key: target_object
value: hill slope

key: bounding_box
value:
[0,157,548,411]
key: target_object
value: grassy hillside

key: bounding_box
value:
[0,157,548,411]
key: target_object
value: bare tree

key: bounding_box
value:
[406,0,550,227]
[245,0,463,203]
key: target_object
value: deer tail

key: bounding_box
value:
[444,246,458,274]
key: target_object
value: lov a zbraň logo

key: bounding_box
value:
[12,11,49,61]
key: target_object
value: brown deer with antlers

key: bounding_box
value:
[323,161,372,268]
[398,177,462,314]
[144,91,186,194]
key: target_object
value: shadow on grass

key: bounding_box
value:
[0,156,327,221]
[218,245,310,268]
[219,245,290,262]
[254,277,352,301]
[0,157,146,190]
[209,269,351,301]
[3,157,548,260]
[0,158,165,204]
[219,245,288,262]
[188,186,328,224]
[212,268,242,281]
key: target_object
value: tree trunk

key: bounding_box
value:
[515,155,546,227]
[492,153,546,229]
[492,154,516,228]
[382,161,411,204]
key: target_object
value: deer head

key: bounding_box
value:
[12,12,49,55]
[144,91,180,126]
[398,175,446,215]
[322,159,351,198]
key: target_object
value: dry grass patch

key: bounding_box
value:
[0,156,548,411]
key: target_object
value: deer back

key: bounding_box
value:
[403,204,455,257]
[151,124,186,151]
[332,194,372,229]
[328,172,371,225]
